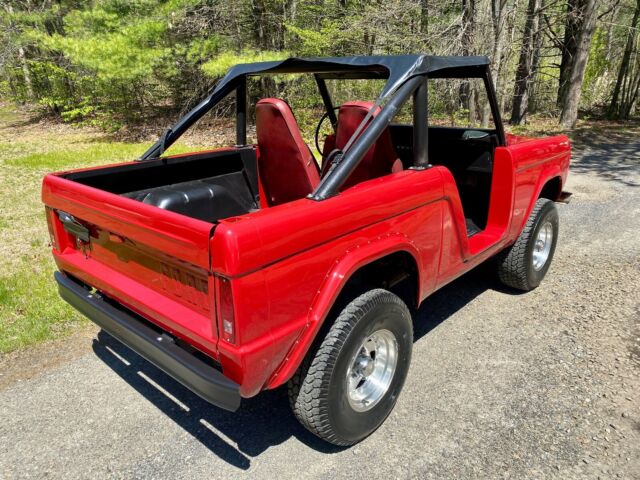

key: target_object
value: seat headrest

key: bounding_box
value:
[256,98,312,159]
[335,101,382,149]
[255,98,320,206]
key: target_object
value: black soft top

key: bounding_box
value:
[141,55,491,160]
[213,54,490,99]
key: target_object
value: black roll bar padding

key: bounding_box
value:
[315,75,338,130]
[157,127,172,157]
[413,77,429,167]
[236,76,247,146]
[311,75,424,201]
[484,66,506,146]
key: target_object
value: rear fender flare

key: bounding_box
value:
[265,233,422,389]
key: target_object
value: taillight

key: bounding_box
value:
[217,277,236,344]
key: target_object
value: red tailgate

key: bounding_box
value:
[42,173,219,357]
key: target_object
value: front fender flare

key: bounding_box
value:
[518,165,565,235]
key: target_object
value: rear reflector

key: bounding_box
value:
[217,277,236,344]
[45,207,58,250]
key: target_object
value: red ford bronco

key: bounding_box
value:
[43,55,570,446]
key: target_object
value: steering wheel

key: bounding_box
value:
[314,107,340,156]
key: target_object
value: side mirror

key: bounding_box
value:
[461,130,490,141]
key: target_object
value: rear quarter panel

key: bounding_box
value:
[211,168,445,396]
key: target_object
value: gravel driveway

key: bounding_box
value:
[1,136,638,479]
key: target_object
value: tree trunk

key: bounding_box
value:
[511,0,541,124]
[622,71,640,117]
[420,0,429,34]
[363,29,376,55]
[557,0,586,108]
[17,46,33,101]
[607,0,640,119]
[559,0,597,128]
[5,4,34,101]
[251,0,266,49]
[461,0,478,123]
[482,0,509,128]
[527,1,544,114]
[287,0,297,23]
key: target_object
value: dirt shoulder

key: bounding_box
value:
[0,325,98,390]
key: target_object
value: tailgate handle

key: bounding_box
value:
[58,211,90,242]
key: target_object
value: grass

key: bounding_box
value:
[505,114,640,141]
[5,142,148,170]
[0,260,87,352]
[0,104,198,354]
[0,105,19,124]
[0,102,637,354]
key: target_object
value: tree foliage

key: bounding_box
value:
[0,0,638,130]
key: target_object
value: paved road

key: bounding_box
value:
[1,137,639,479]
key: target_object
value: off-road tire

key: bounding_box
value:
[288,289,413,446]
[497,198,559,291]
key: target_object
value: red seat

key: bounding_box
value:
[255,98,320,206]
[326,101,402,189]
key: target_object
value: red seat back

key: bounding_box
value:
[255,98,320,206]
[331,101,401,189]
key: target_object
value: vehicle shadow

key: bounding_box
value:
[411,263,510,341]
[92,263,509,468]
[93,332,331,470]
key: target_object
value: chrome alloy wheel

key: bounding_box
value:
[346,329,398,412]
[532,221,553,271]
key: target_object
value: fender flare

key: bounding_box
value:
[517,165,565,235]
[264,232,422,389]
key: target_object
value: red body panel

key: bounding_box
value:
[42,134,570,398]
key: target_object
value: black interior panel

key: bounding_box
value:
[389,124,495,233]
[63,147,259,223]
[122,173,256,223]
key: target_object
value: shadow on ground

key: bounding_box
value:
[569,130,640,187]
[92,264,508,469]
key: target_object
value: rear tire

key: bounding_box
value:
[496,198,559,291]
[288,289,413,446]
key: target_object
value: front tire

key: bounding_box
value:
[288,289,413,446]
[497,198,559,291]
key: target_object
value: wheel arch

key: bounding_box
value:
[336,250,420,310]
[265,238,422,389]
[515,169,565,237]
[538,175,563,201]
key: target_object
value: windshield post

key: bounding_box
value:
[413,77,429,168]
[315,76,338,129]
[236,76,247,146]
[483,67,506,146]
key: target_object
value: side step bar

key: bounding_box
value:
[55,271,241,411]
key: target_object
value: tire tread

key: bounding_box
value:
[496,198,554,290]
[288,289,409,446]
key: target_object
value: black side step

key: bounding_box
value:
[558,191,572,203]
[465,218,482,237]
